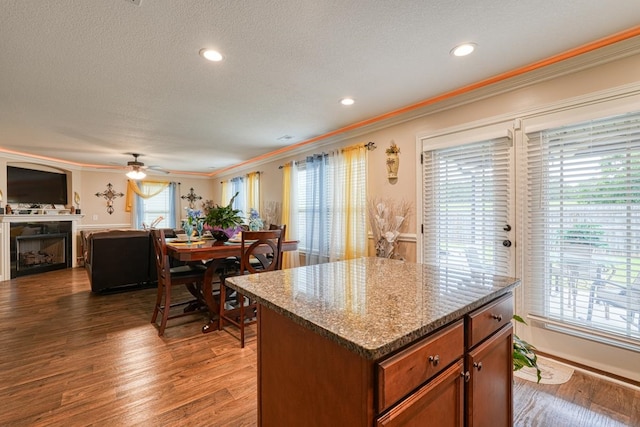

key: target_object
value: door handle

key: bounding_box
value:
[503,240,512,247]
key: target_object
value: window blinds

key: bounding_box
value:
[525,111,640,345]
[423,137,512,276]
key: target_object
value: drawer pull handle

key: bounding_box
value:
[461,371,470,382]
[473,362,483,371]
[491,314,503,322]
[428,355,440,366]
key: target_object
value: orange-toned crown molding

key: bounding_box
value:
[0,147,212,177]
[210,25,640,177]
[2,26,639,178]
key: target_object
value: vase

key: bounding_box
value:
[375,237,397,258]
[183,222,194,243]
[386,153,399,179]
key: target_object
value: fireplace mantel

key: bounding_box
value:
[0,214,84,281]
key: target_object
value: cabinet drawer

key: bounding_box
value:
[377,319,464,412]
[377,360,464,427]
[466,293,513,349]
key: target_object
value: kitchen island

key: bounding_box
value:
[225,257,520,426]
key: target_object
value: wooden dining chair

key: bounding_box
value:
[219,229,284,347]
[268,224,286,269]
[150,229,207,336]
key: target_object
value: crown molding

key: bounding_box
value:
[215,36,640,176]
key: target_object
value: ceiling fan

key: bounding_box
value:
[125,153,147,179]
[122,153,171,179]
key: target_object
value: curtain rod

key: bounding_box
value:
[219,171,262,184]
[278,142,376,169]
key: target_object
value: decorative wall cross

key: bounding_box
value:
[181,187,202,209]
[95,183,124,215]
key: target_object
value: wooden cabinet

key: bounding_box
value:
[466,324,513,427]
[377,293,514,427]
[257,292,514,426]
[464,292,514,427]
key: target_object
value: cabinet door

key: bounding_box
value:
[466,324,513,427]
[377,360,464,427]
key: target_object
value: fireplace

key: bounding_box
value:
[10,221,72,278]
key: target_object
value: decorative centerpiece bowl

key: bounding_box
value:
[211,230,229,242]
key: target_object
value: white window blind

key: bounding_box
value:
[423,137,511,276]
[525,111,640,346]
[139,185,174,229]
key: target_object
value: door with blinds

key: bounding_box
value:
[421,124,515,278]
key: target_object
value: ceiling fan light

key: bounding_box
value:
[126,169,146,180]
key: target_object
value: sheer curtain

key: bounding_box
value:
[295,144,367,266]
[300,154,332,265]
[246,171,260,214]
[281,162,300,269]
[230,176,246,215]
[330,144,367,261]
[220,180,230,206]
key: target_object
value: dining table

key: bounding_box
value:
[165,237,299,333]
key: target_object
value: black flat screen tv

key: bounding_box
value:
[7,166,68,205]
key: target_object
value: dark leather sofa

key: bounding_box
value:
[83,229,175,293]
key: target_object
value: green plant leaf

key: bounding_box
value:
[512,314,527,325]
[512,319,542,383]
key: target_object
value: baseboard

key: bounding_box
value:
[537,350,640,390]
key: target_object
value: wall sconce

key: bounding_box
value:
[385,141,400,180]
[181,187,202,209]
[95,183,124,215]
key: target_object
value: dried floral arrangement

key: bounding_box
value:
[367,198,411,258]
[385,141,400,155]
[262,201,282,229]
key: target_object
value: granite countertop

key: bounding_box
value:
[225,257,520,360]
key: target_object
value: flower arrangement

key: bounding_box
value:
[367,198,411,258]
[182,208,204,240]
[202,192,244,239]
[248,208,264,231]
[184,208,202,226]
[385,141,400,155]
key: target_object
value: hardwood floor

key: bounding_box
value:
[514,371,640,426]
[0,268,638,426]
[0,268,258,426]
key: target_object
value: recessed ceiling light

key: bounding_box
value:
[451,43,476,57]
[340,98,355,106]
[199,48,223,62]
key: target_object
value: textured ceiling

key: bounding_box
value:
[1,1,639,175]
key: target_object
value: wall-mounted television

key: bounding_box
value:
[7,166,68,205]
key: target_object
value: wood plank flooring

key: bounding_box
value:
[0,268,638,426]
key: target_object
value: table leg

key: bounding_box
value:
[201,259,225,333]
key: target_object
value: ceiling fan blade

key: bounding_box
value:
[148,165,170,174]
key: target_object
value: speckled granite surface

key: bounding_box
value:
[225,257,520,360]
